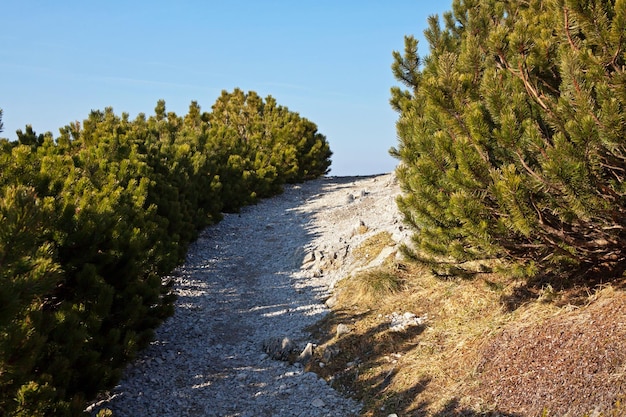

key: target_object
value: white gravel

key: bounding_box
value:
[87,173,406,417]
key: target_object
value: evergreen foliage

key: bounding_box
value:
[0,90,331,415]
[207,89,331,211]
[391,0,626,279]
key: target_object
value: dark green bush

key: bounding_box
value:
[0,90,331,415]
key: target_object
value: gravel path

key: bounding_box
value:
[88,173,404,417]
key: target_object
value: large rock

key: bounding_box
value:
[388,312,427,332]
[296,342,314,364]
[336,324,351,337]
[262,336,299,361]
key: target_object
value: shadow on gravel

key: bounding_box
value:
[88,176,383,416]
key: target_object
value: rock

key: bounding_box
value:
[292,246,306,268]
[325,295,338,308]
[302,251,315,266]
[311,398,326,408]
[296,342,314,364]
[352,219,369,236]
[322,346,340,363]
[388,312,427,332]
[346,194,355,203]
[336,324,350,337]
[262,337,299,361]
[364,245,397,268]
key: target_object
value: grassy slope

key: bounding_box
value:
[306,234,626,416]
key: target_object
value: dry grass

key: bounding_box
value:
[306,249,626,416]
[335,231,402,306]
[341,268,404,305]
[351,231,394,265]
[354,224,370,235]
[308,261,515,415]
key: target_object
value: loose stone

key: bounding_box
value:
[311,398,326,408]
[337,323,351,336]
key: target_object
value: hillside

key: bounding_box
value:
[89,173,626,416]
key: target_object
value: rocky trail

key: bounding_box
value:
[88,173,408,417]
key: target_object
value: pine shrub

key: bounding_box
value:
[391,0,626,280]
[0,91,332,415]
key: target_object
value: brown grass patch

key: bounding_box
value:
[339,268,404,305]
[355,224,369,235]
[473,286,626,416]
[351,231,394,265]
[307,259,626,416]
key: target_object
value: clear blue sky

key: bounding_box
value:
[1,1,451,176]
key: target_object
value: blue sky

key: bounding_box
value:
[1,1,451,176]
